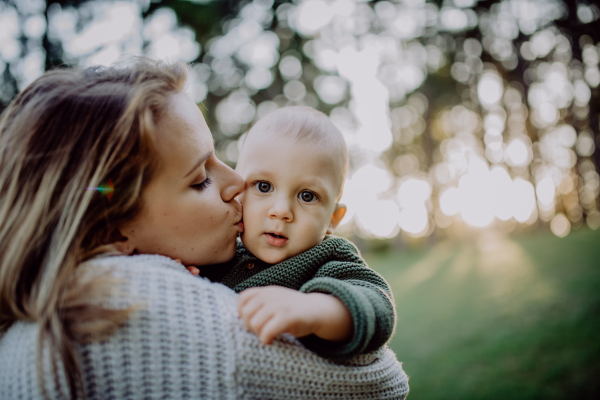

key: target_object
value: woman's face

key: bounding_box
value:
[120,93,245,266]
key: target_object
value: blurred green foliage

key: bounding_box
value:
[367,228,600,399]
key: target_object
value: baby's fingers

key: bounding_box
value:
[238,294,265,326]
[238,287,263,309]
[185,266,200,275]
[258,315,291,345]
[247,306,275,338]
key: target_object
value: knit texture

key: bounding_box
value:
[200,236,397,361]
[0,254,409,399]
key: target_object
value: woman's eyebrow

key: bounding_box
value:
[184,150,213,178]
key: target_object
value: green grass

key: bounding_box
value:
[365,228,600,400]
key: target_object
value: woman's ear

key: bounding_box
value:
[326,204,347,234]
[110,229,135,255]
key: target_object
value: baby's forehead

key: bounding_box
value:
[242,131,346,194]
[250,126,345,164]
[241,106,348,187]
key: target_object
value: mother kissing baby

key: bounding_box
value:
[0,59,409,399]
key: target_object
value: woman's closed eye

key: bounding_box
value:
[298,190,318,203]
[254,181,273,193]
[191,177,212,191]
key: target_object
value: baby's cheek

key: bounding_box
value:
[312,212,331,233]
[238,190,247,205]
[302,219,329,246]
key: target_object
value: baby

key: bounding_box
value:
[195,106,396,360]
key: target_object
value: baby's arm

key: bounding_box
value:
[294,238,397,360]
[182,261,353,344]
[297,264,396,359]
[237,286,352,344]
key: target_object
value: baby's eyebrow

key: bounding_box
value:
[246,170,275,179]
[297,179,331,195]
[298,179,326,188]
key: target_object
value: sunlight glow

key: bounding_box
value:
[439,187,460,217]
[490,167,514,221]
[357,200,401,238]
[352,165,393,194]
[314,75,346,104]
[506,138,530,166]
[477,73,503,108]
[513,179,537,223]
[550,213,571,237]
[3,0,596,241]
[337,46,393,152]
[0,6,21,61]
[398,203,429,236]
[458,160,495,227]
[536,177,555,206]
[66,3,139,56]
[397,178,432,208]
[295,0,332,36]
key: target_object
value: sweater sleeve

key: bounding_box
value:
[297,239,397,361]
[0,255,408,400]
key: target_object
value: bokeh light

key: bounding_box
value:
[550,213,571,237]
[1,0,599,241]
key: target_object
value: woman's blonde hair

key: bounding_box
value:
[0,59,188,399]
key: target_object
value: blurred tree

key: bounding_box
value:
[1,0,599,241]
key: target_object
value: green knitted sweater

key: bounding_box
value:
[200,235,396,361]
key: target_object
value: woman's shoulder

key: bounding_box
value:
[1,254,410,399]
[84,253,199,275]
[0,255,242,399]
[79,254,241,325]
[76,254,242,398]
[82,254,238,299]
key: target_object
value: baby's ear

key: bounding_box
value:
[327,204,347,234]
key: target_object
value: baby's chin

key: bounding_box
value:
[240,236,298,265]
[245,244,288,265]
[258,253,288,265]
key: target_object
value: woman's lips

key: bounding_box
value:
[235,218,244,233]
[264,232,288,246]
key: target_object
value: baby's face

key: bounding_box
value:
[236,133,343,264]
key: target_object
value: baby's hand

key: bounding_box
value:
[172,258,200,276]
[238,286,353,345]
[185,265,200,275]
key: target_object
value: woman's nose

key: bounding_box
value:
[269,196,293,222]
[218,160,245,202]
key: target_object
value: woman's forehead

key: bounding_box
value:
[154,93,213,176]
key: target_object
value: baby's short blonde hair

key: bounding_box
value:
[245,106,348,200]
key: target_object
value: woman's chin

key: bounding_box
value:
[193,240,237,266]
[220,239,238,263]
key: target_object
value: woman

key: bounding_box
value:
[0,60,409,399]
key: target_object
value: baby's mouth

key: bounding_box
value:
[264,232,288,247]
[268,232,286,239]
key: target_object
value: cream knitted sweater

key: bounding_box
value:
[0,254,409,399]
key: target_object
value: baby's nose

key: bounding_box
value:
[269,199,293,221]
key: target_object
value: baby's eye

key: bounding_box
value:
[299,190,318,203]
[255,181,273,193]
